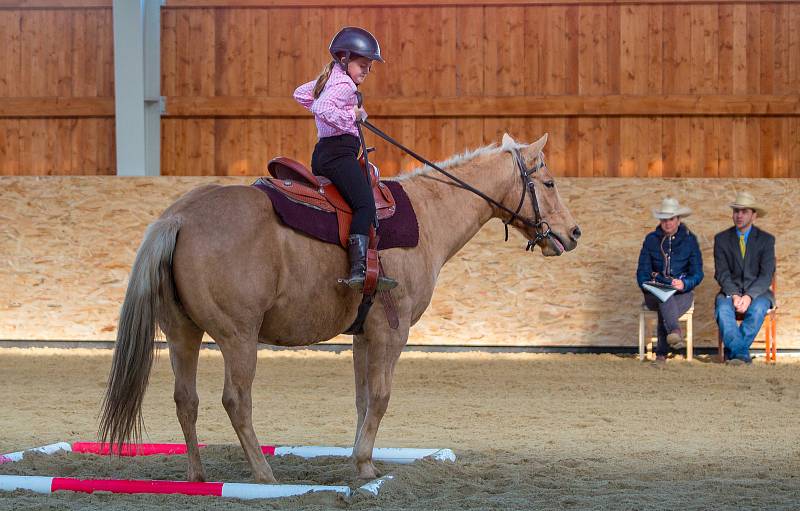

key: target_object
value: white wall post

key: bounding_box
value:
[112,0,162,176]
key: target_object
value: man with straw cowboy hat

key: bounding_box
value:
[637,197,704,364]
[714,191,775,365]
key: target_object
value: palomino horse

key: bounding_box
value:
[99,132,580,483]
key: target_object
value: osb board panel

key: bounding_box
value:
[0,177,797,347]
[421,178,799,347]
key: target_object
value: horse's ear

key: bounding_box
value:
[530,133,548,153]
[502,133,528,153]
[501,133,516,150]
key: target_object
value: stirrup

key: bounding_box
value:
[338,275,366,290]
[337,275,397,292]
[376,276,398,291]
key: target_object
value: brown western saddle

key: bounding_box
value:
[260,156,397,248]
[259,155,400,332]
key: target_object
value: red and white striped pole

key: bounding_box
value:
[0,442,277,463]
[1,442,451,463]
[0,476,351,499]
[0,441,455,499]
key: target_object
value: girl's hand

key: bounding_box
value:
[671,279,685,291]
[354,105,368,122]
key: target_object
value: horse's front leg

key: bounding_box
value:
[352,325,408,479]
[352,334,368,446]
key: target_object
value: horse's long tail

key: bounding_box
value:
[99,215,183,451]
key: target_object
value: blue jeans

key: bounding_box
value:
[715,295,771,361]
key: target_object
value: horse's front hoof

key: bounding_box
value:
[355,460,379,480]
[253,464,278,484]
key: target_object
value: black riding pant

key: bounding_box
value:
[311,134,375,237]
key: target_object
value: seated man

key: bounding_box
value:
[714,191,775,365]
[637,197,704,364]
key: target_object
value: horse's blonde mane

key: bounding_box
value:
[389,143,500,181]
[389,136,529,181]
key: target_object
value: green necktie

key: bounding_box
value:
[739,233,746,258]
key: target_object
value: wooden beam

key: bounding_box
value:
[166,97,301,116]
[163,0,799,7]
[0,1,111,7]
[164,95,800,118]
[2,94,796,118]
[0,0,790,8]
[0,98,114,117]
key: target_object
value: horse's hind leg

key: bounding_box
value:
[164,318,206,482]
[217,336,277,483]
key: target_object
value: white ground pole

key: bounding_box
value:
[0,443,456,500]
[358,475,395,497]
[0,442,72,463]
[275,446,457,464]
[112,0,162,176]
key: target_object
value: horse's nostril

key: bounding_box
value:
[571,226,582,240]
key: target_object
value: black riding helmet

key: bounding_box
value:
[329,27,384,72]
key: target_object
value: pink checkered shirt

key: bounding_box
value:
[294,64,363,139]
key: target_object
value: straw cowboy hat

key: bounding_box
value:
[729,191,767,217]
[652,197,692,220]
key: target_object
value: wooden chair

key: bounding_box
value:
[717,275,778,363]
[639,302,694,361]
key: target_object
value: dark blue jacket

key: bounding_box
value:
[636,223,704,292]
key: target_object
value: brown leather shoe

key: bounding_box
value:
[652,355,667,367]
[667,330,685,350]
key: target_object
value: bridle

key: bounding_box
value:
[357,118,554,251]
[507,148,553,251]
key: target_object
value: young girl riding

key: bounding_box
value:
[294,27,397,291]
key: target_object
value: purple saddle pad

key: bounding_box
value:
[253,179,419,250]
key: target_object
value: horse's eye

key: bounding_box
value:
[544,181,555,189]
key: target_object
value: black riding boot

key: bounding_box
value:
[343,234,369,290]
[342,234,398,291]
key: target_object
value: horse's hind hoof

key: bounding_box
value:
[255,474,278,484]
[187,471,206,483]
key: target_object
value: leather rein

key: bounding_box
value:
[358,119,553,251]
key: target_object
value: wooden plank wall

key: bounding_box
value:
[0,1,798,177]
[160,1,800,177]
[0,5,116,174]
